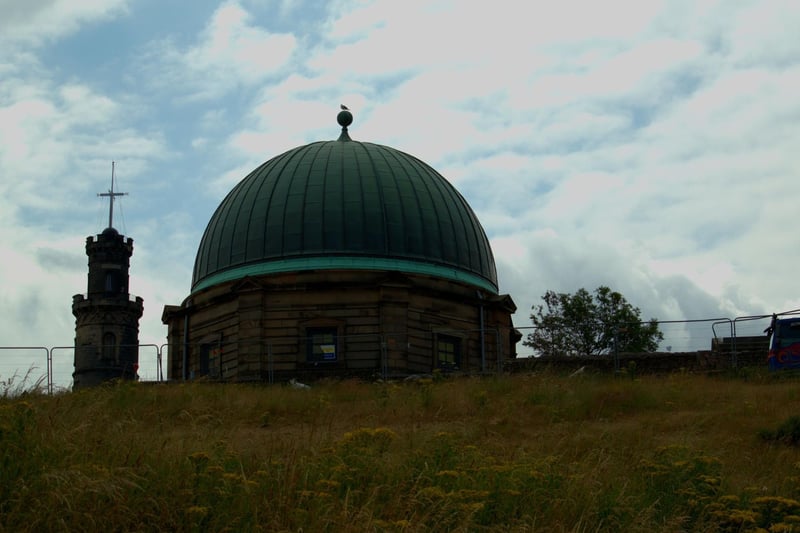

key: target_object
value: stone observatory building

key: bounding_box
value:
[162,110,519,382]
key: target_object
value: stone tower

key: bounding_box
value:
[72,165,143,389]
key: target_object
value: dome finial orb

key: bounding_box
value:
[337,105,353,141]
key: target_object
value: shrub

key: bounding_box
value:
[759,415,800,445]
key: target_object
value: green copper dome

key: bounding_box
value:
[192,116,498,293]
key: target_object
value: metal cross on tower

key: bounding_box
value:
[97,161,127,229]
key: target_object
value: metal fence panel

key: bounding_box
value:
[2,310,798,393]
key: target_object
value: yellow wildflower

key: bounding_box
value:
[416,486,446,500]
[223,473,241,483]
[184,506,208,519]
[315,479,341,492]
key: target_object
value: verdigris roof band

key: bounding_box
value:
[191,256,498,294]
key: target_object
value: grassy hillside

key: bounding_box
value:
[3,370,800,532]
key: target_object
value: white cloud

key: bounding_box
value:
[222,0,799,332]
[142,1,297,100]
[2,0,799,382]
[0,0,129,47]
[0,36,174,388]
[726,1,800,67]
[0,81,166,212]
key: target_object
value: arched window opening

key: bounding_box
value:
[104,271,117,294]
[102,332,117,361]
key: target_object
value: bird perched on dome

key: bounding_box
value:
[340,104,349,110]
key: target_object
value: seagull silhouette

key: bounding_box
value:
[340,104,349,110]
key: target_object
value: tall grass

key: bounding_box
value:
[0,367,47,398]
[2,370,800,531]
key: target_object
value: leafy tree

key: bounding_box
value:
[524,286,663,356]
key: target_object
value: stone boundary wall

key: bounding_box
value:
[506,349,768,375]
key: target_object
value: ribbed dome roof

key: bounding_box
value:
[192,115,498,294]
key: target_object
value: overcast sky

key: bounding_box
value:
[1,0,798,386]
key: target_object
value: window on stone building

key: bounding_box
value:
[436,334,461,370]
[105,271,120,294]
[102,332,116,361]
[198,344,211,377]
[198,343,222,378]
[306,327,338,362]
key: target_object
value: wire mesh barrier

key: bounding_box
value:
[1,311,796,393]
[0,344,167,395]
[0,347,51,395]
[164,329,505,385]
[516,318,732,358]
[510,312,790,374]
[0,328,506,392]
